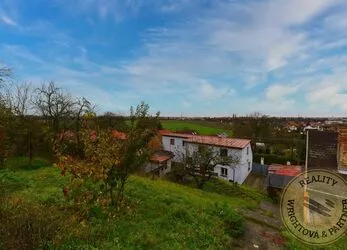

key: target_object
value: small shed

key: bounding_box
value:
[267,164,303,198]
[144,151,174,177]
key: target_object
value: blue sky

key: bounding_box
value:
[1,0,347,116]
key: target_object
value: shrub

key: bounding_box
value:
[0,201,64,250]
[211,203,245,238]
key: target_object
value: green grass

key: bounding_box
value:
[2,158,345,249]
[281,230,347,250]
[161,120,233,136]
[1,159,250,249]
[3,156,51,171]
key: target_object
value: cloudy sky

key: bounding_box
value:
[1,0,347,116]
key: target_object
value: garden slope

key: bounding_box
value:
[1,164,254,249]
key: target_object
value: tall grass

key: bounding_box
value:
[0,160,247,249]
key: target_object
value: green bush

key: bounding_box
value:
[211,203,245,238]
[0,169,29,195]
[253,153,304,165]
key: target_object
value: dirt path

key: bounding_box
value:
[233,220,286,250]
[234,201,287,249]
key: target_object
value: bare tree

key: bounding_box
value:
[32,81,74,133]
[74,97,93,130]
[6,82,33,116]
[74,97,94,153]
[0,65,11,84]
[181,144,240,189]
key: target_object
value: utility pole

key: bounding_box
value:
[304,129,310,224]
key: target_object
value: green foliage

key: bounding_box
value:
[281,229,347,250]
[181,145,239,189]
[161,120,233,136]
[254,153,304,165]
[0,169,29,195]
[211,202,245,238]
[56,102,159,208]
[203,178,269,205]
[3,157,50,171]
[1,164,251,249]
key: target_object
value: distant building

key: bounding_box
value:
[306,128,347,177]
[160,131,253,184]
[337,128,347,175]
[266,164,303,197]
[303,125,322,132]
[267,164,303,189]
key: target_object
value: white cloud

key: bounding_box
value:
[3,0,347,115]
[181,100,191,108]
[2,44,43,63]
[324,10,347,30]
[266,84,299,100]
[0,15,16,26]
[307,84,347,110]
[198,82,232,100]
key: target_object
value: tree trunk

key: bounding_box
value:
[28,130,33,166]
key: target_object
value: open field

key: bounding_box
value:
[161,120,233,136]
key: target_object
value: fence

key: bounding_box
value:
[252,163,269,176]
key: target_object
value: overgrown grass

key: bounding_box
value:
[281,230,347,250]
[3,157,51,171]
[1,160,249,249]
[165,171,270,210]
[161,120,233,136]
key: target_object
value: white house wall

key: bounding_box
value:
[162,136,187,161]
[162,135,252,184]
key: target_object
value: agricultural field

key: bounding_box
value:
[161,120,233,136]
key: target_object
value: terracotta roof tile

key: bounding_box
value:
[150,151,173,163]
[160,131,250,149]
[268,164,302,177]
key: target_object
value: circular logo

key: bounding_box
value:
[280,170,347,246]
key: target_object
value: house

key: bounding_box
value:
[337,128,347,175]
[160,131,252,184]
[306,128,347,178]
[144,150,174,177]
[266,164,303,197]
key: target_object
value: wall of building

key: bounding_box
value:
[162,135,253,184]
[162,136,187,161]
[185,142,252,184]
[144,160,172,177]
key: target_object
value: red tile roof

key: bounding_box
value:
[268,164,302,177]
[159,130,195,138]
[151,154,171,162]
[150,151,173,163]
[160,131,250,149]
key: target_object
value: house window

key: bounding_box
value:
[248,162,251,171]
[220,148,228,157]
[221,167,228,177]
[170,138,175,145]
[247,147,249,155]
